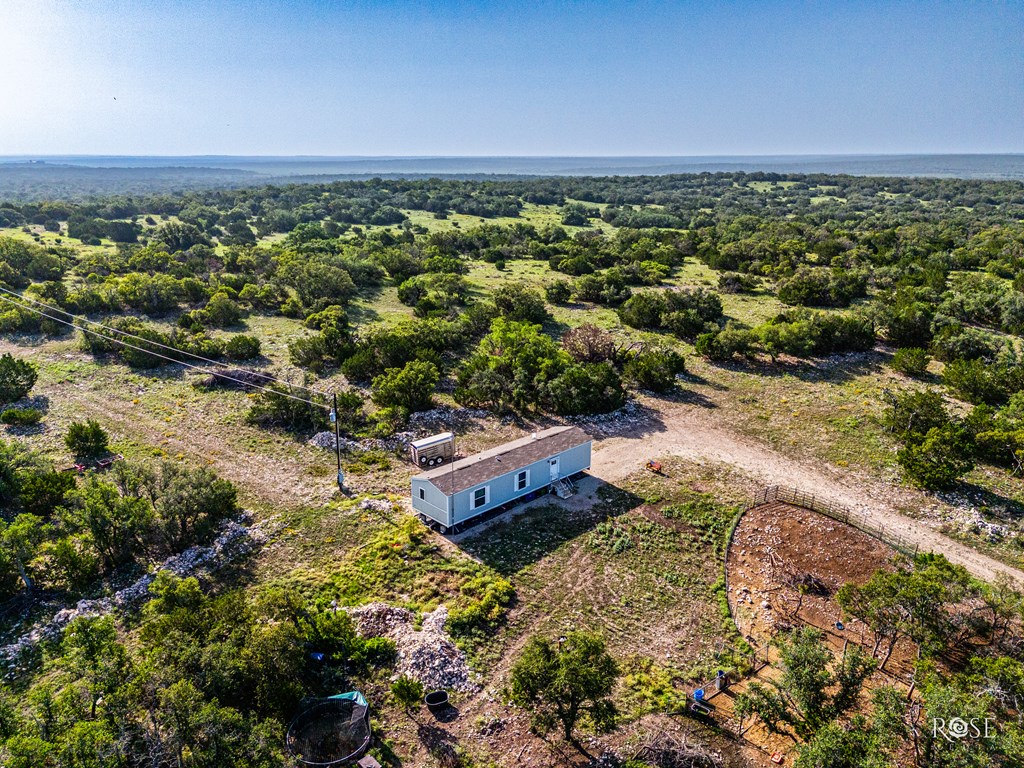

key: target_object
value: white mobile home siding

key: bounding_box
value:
[411,477,451,527]
[412,440,591,527]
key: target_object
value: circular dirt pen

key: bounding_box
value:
[726,501,919,680]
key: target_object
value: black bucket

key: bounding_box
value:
[424,690,449,713]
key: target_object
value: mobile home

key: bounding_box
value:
[410,425,592,532]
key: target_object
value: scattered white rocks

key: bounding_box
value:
[309,431,416,453]
[358,499,396,515]
[408,406,488,431]
[0,514,273,672]
[569,399,646,436]
[348,602,476,692]
[957,507,1011,542]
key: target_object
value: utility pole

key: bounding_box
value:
[332,392,344,492]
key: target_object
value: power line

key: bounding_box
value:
[0,285,329,398]
[0,294,329,409]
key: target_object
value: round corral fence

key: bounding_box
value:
[286,692,371,767]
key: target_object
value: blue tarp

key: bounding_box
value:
[328,691,368,708]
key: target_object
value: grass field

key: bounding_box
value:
[6,197,1024,767]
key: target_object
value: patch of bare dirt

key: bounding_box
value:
[726,502,917,677]
[589,399,1024,585]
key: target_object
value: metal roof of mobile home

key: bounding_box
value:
[415,425,591,495]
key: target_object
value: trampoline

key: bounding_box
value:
[286,691,371,767]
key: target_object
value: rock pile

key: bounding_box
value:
[309,431,416,453]
[348,603,476,692]
[569,399,645,436]
[408,406,488,432]
[358,498,395,515]
[0,514,273,673]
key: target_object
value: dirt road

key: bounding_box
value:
[588,402,1024,585]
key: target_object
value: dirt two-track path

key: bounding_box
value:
[588,401,1024,586]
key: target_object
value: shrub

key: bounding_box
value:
[224,334,262,361]
[897,425,975,490]
[883,389,950,443]
[695,325,755,361]
[623,347,686,392]
[879,298,935,348]
[371,361,440,414]
[930,326,1002,363]
[777,267,867,308]
[0,354,37,405]
[19,470,76,516]
[889,347,929,377]
[546,362,626,416]
[561,323,618,364]
[545,280,573,304]
[493,283,550,324]
[65,420,109,459]
[618,292,667,329]
[201,292,243,327]
[718,272,760,294]
[246,386,337,432]
[391,676,424,714]
[942,359,1024,406]
[0,408,42,426]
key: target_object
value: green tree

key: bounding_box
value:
[0,353,37,405]
[883,389,950,443]
[0,513,45,591]
[545,280,573,304]
[897,425,975,491]
[889,347,930,377]
[618,292,667,329]
[224,334,262,361]
[794,688,908,768]
[202,291,243,327]
[18,470,76,517]
[64,477,153,571]
[455,319,568,412]
[371,360,440,414]
[62,615,129,718]
[153,221,212,252]
[734,626,875,740]
[64,420,109,459]
[151,462,239,551]
[507,631,619,744]
[545,362,625,416]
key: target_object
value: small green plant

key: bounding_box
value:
[65,420,109,459]
[0,407,42,426]
[391,675,424,715]
[589,521,633,554]
[344,450,392,475]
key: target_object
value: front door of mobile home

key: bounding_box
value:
[549,457,560,480]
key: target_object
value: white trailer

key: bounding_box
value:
[410,432,455,467]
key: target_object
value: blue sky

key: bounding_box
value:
[0,0,1021,155]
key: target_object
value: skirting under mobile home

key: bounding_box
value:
[411,425,592,531]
